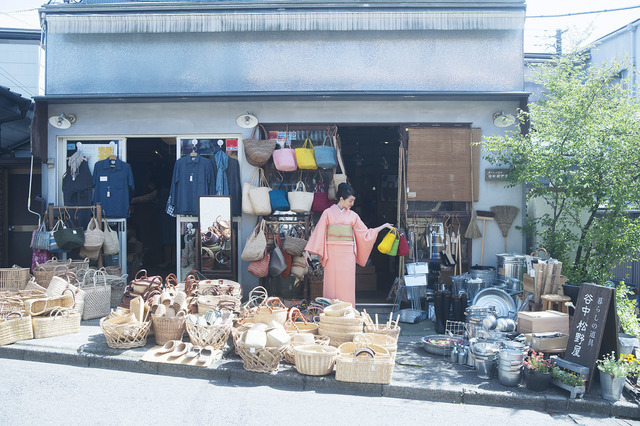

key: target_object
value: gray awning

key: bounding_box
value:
[45,10,525,33]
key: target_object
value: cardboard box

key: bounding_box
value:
[356,266,377,292]
[525,332,569,351]
[517,310,569,335]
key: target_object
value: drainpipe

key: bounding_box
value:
[630,23,638,93]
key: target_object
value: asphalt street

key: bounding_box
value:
[1,358,637,425]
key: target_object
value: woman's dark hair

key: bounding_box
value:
[336,183,356,201]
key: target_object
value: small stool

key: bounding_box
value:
[541,294,571,314]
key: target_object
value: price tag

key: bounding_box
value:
[100,176,108,182]
[107,191,110,197]
[190,175,193,182]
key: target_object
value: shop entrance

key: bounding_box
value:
[337,126,401,303]
[126,137,176,277]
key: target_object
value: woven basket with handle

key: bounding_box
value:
[236,340,287,373]
[243,124,277,167]
[0,312,33,346]
[185,321,232,350]
[100,315,151,349]
[32,308,81,339]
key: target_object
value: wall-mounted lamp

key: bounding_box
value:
[492,111,515,128]
[236,113,258,128]
[48,113,76,129]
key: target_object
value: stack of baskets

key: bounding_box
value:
[335,342,395,384]
[100,296,151,349]
[0,265,30,292]
[33,258,75,288]
[197,279,243,313]
[317,302,364,347]
[0,289,45,346]
[353,333,398,360]
[25,293,81,339]
[235,322,290,373]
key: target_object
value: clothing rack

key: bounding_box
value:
[47,204,104,268]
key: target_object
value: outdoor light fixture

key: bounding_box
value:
[492,111,515,128]
[236,113,259,128]
[48,113,77,129]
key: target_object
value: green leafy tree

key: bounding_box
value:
[483,53,640,284]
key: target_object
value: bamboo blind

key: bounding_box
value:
[406,127,480,202]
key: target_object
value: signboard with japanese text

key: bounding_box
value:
[563,283,618,392]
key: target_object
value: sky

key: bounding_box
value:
[1,0,640,54]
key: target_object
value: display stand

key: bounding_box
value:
[47,203,104,268]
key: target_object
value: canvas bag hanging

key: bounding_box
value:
[288,181,314,213]
[269,235,288,277]
[269,180,290,212]
[291,255,308,282]
[84,217,105,249]
[242,168,262,215]
[312,180,333,213]
[329,130,348,200]
[314,134,337,169]
[241,219,267,262]
[53,218,85,251]
[243,124,277,167]
[248,168,272,216]
[377,228,398,254]
[48,219,69,253]
[30,221,50,251]
[102,219,120,255]
[295,138,318,170]
[273,137,298,172]
[79,269,111,320]
[397,232,410,257]
[388,236,400,256]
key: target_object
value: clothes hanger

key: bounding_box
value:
[190,139,198,158]
[108,141,117,166]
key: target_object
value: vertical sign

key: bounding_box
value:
[563,283,618,392]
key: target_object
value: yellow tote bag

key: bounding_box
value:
[295,138,318,170]
[377,228,398,254]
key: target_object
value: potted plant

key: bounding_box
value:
[597,352,640,402]
[523,349,553,391]
[551,366,586,399]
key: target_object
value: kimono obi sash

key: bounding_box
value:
[326,224,354,242]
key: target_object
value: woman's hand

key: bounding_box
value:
[376,223,394,232]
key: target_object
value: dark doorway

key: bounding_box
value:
[127,138,176,277]
[337,126,401,302]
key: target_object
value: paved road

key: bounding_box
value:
[0,358,636,425]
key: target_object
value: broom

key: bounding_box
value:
[464,131,482,241]
[491,205,520,252]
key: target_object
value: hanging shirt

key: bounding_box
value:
[63,159,93,207]
[211,153,242,217]
[169,154,215,215]
[92,158,135,218]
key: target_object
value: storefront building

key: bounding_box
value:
[34,0,527,299]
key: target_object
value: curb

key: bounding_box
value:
[1,344,637,419]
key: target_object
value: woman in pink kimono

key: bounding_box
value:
[305,183,392,306]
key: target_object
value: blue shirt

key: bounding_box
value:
[170,154,215,215]
[92,158,135,218]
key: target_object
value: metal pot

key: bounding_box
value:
[482,314,498,330]
[498,366,522,387]
[496,253,526,281]
[476,356,496,379]
[499,349,524,362]
[503,341,526,351]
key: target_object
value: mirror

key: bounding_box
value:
[198,196,235,278]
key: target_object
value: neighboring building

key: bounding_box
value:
[36,0,528,296]
[0,28,41,268]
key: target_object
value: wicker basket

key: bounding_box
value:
[293,344,338,376]
[282,236,307,256]
[335,343,394,384]
[231,323,253,354]
[309,275,323,301]
[318,327,361,347]
[0,266,30,291]
[104,266,122,276]
[69,258,90,271]
[185,321,232,350]
[364,325,402,342]
[251,297,288,325]
[151,314,186,345]
[32,308,81,339]
[0,289,46,313]
[354,333,398,359]
[284,334,330,364]
[318,313,364,327]
[199,279,242,298]
[243,127,277,167]
[0,313,33,346]
[197,295,241,313]
[33,265,70,288]
[100,316,151,349]
[236,340,287,373]
[316,321,363,333]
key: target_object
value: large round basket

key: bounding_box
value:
[323,302,353,317]
[318,313,364,327]
[294,344,339,376]
[185,320,232,350]
[100,316,151,349]
[151,314,186,345]
[318,326,361,347]
[364,325,401,342]
[236,340,287,373]
[316,321,363,334]
[0,266,30,291]
[284,334,330,364]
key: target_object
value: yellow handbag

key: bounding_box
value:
[295,138,318,170]
[377,228,398,254]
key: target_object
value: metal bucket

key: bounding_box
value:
[475,356,496,379]
[469,265,496,284]
[496,253,526,281]
[466,278,485,301]
[499,349,524,363]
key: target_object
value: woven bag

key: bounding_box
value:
[312,181,333,213]
[102,220,120,255]
[273,140,297,172]
[0,265,30,292]
[248,251,270,278]
[79,269,111,320]
[84,217,105,249]
[0,312,34,346]
[241,219,267,262]
[243,124,277,167]
[242,168,261,215]
[47,273,86,316]
[30,221,50,250]
[248,168,272,216]
[314,135,337,169]
[282,226,307,256]
[295,138,317,170]
[288,181,314,213]
[33,264,69,288]
[252,297,288,325]
[335,343,394,384]
[32,308,81,339]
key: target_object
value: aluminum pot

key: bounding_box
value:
[475,356,496,379]
[503,340,526,351]
[496,253,526,281]
[498,366,522,387]
[499,349,524,362]
[467,350,476,368]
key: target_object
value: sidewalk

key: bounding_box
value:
[0,320,637,419]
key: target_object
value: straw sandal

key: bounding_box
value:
[170,342,191,358]
[158,340,180,354]
[198,346,216,364]
[186,345,202,359]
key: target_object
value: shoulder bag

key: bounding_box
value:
[314,134,337,169]
[103,220,120,255]
[269,180,290,212]
[269,235,287,277]
[312,180,333,213]
[248,168,272,216]
[241,219,267,262]
[273,138,298,172]
[295,138,317,170]
[242,168,261,215]
[288,181,314,213]
[30,221,50,251]
[243,124,277,167]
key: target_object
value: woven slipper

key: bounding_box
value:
[198,346,219,364]
[185,345,202,359]
[170,342,191,358]
[157,340,179,354]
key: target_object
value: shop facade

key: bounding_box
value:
[34,0,528,298]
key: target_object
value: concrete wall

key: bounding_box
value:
[45,98,524,285]
[45,29,523,95]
